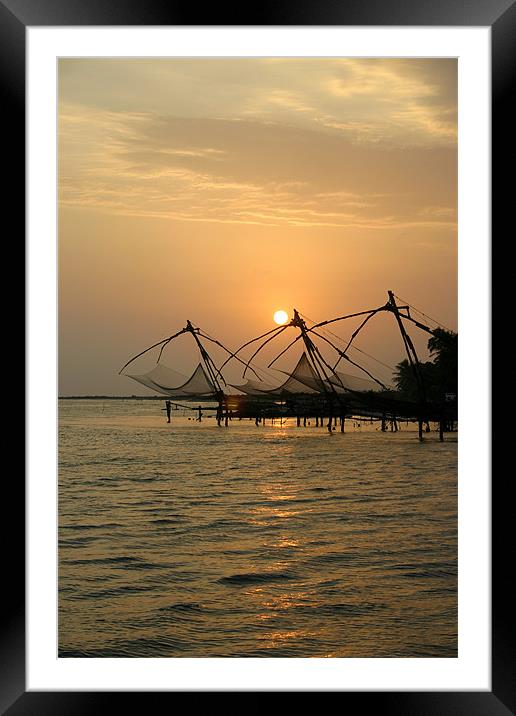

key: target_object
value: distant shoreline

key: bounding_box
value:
[59,395,166,400]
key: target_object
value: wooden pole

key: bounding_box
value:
[387,291,427,405]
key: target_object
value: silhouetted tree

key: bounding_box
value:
[394,359,437,401]
[428,328,458,396]
[394,329,457,402]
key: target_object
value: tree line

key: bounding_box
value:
[394,328,457,403]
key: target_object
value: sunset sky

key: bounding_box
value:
[58,58,457,395]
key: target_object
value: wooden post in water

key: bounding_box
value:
[418,418,424,441]
[297,416,301,427]
[198,405,202,422]
[381,415,387,432]
[340,415,345,433]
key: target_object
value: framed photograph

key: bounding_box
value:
[5,0,510,710]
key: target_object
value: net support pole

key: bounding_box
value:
[388,291,427,440]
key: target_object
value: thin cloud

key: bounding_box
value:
[59,59,457,229]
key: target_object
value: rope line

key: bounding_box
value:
[300,312,396,373]
[393,294,452,331]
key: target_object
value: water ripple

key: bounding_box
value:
[59,400,457,658]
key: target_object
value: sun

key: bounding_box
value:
[273,309,289,325]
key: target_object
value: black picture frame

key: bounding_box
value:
[4,0,510,710]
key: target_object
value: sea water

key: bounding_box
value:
[58,399,457,658]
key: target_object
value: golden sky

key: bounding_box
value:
[58,58,457,395]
